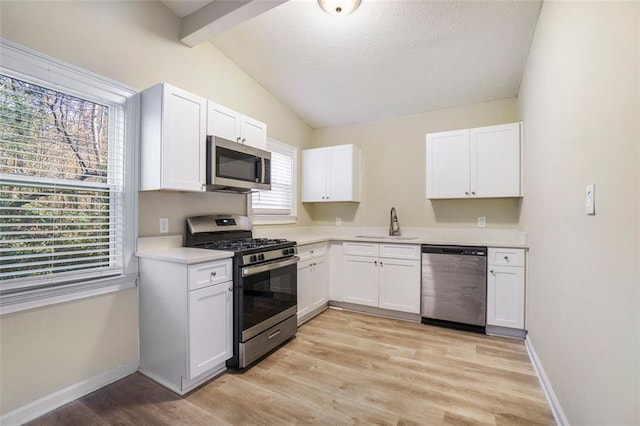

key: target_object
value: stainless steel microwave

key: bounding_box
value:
[206,136,271,193]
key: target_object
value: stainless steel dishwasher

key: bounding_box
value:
[421,245,487,332]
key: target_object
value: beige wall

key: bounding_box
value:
[310,98,521,228]
[0,0,311,415]
[518,1,639,423]
[0,290,138,413]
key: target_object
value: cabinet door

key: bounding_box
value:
[342,255,379,307]
[311,257,328,310]
[326,145,354,202]
[297,260,313,320]
[207,102,241,142]
[240,115,267,149]
[162,85,207,191]
[487,266,525,329]
[301,148,328,202]
[188,282,232,379]
[378,258,421,313]
[470,122,521,197]
[426,129,470,199]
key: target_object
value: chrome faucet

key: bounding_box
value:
[389,207,400,236]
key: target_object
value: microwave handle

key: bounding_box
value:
[206,135,213,185]
[261,158,266,184]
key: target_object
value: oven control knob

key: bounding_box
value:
[250,255,257,262]
[258,254,265,261]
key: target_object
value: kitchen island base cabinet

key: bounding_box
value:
[139,257,233,395]
[341,242,421,314]
[297,243,329,325]
[486,247,526,338]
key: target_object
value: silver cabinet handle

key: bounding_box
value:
[210,271,217,278]
[504,256,509,260]
[374,260,377,266]
[228,287,233,292]
[236,137,241,142]
[465,191,469,195]
[380,261,383,267]
[472,192,476,195]
[490,270,495,274]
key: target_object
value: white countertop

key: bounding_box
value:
[291,233,528,249]
[137,247,233,264]
[136,227,527,264]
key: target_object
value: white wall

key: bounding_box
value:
[518,1,639,423]
[0,0,311,415]
[310,98,521,228]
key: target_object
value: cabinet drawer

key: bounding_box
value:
[188,259,233,291]
[379,244,420,260]
[343,242,378,257]
[298,243,327,261]
[488,248,524,267]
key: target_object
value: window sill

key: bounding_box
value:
[251,215,297,226]
[0,274,138,316]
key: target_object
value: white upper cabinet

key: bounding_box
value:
[140,83,207,192]
[302,144,361,202]
[426,122,522,199]
[207,101,267,150]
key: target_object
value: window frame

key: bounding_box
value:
[250,138,297,225]
[0,39,138,315]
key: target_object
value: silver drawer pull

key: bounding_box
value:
[268,329,281,339]
[504,256,509,260]
[490,270,495,274]
[210,272,217,278]
[228,287,233,292]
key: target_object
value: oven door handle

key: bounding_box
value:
[242,256,299,277]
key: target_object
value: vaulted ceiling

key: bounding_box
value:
[161,0,542,129]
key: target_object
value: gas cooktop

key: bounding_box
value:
[192,238,291,253]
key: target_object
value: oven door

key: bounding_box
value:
[239,256,298,342]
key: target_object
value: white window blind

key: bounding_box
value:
[0,73,126,291]
[251,138,296,217]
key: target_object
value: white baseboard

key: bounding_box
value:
[0,360,138,426]
[525,337,569,426]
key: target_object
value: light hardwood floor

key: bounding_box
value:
[27,308,555,425]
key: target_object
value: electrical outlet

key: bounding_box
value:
[335,217,342,227]
[159,217,169,233]
[586,184,595,215]
[478,216,486,228]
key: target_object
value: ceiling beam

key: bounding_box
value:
[180,0,288,47]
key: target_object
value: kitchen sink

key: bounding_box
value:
[354,235,420,240]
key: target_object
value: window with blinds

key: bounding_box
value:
[251,138,296,218]
[0,73,125,290]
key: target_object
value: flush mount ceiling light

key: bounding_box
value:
[318,0,362,16]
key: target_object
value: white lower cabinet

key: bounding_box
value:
[188,282,232,379]
[486,248,526,333]
[139,257,233,395]
[297,243,329,323]
[342,242,421,314]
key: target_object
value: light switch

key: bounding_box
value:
[586,184,595,215]
[335,217,342,227]
[478,216,486,228]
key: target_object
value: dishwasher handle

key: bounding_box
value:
[421,245,487,256]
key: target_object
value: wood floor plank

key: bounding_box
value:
[27,308,555,425]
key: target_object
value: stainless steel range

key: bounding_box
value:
[186,215,298,369]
